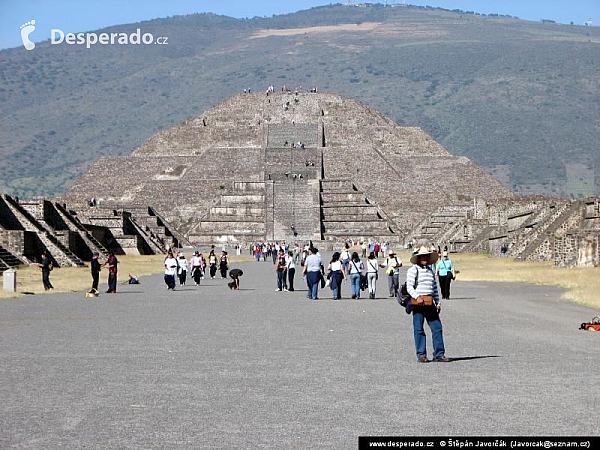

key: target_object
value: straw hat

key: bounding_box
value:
[388,250,395,256]
[410,246,439,265]
[442,251,449,257]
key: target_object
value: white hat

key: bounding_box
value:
[410,246,439,265]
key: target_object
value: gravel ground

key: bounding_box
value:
[1,257,598,449]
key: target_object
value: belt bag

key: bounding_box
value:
[411,295,433,306]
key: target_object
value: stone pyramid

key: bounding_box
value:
[64,92,513,244]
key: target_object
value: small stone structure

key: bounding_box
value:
[408,196,600,268]
[0,194,183,271]
[64,92,512,245]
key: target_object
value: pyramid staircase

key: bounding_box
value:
[320,179,399,242]
[516,201,583,261]
[188,181,267,244]
[1,195,85,267]
[0,243,27,273]
[54,202,109,256]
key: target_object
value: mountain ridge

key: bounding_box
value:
[1,4,599,198]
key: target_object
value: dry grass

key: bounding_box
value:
[394,251,600,310]
[0,254,254,299]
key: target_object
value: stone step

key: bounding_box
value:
[210,206,264,216]
[322,205,379,215]
[322,214,384,222]
[220,194,265,205]
[199,216,266,223]
[321,192,366,203]
[196,221,266,233]
[322,221,392,233]
[321,180,354,191]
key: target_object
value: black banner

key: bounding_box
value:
[358,437,598,450]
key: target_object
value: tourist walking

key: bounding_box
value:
[436,251,455,300]
[164,251,178,290]
[406,246,450,363]
[348,252,364,299]
[286,250,296,291]
[105,251,118,293]
[219,251,229,279]
[327,252,346,300]
[275,248,288,291]
[365,251,379,299]
[178,253,188,285]
[382,250,402,298]
[189,251,204,285]
[36,251,54,291]
[208,250,218,279]
[302,247,323,300]
[340,246,350,274]
[90,252,101,294]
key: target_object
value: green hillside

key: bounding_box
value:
[1,4,599,198]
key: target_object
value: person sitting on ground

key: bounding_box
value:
[125,274,140,285]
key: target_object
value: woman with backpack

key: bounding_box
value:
[406,246,450,363]
[327,252,346,300]
[348,252,364,299]
[365,252,379,299]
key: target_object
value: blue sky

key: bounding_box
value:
[2,0,598,50]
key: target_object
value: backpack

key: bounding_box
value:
[397,267,419,314]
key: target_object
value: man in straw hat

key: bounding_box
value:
[381,249,402,298]
[406,246,451,363]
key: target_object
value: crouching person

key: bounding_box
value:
[406,246,451,363]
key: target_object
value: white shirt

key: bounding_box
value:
[164,257,178,276]
[384,256,402,274]
[340,251,350,262]
[366,259,379,273]
[329,260,342,271]
[190,256,202,268]
[349,260,363,274]
[286,255,296,270]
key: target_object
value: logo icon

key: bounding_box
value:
[20,20,36,50]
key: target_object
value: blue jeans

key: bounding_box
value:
[330,270,343,299]
[412,307,445,360]
[350,273,361,298]
[306,271,320,299]
[277,270,286,290]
